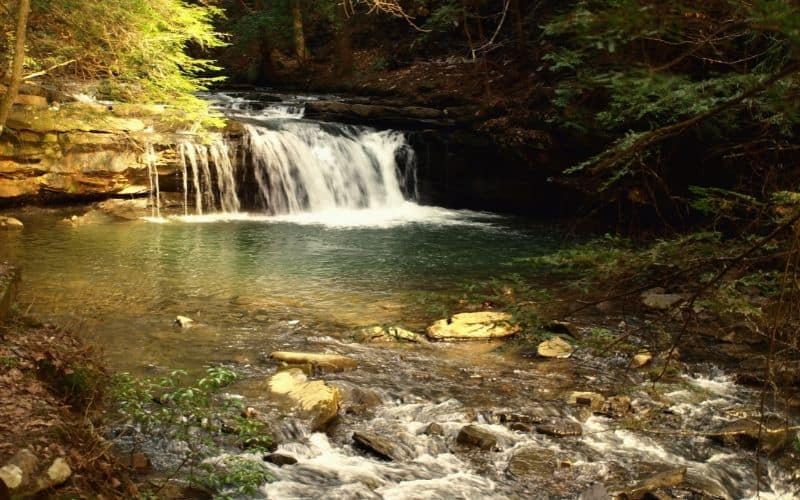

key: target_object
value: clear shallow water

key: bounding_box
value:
[1,207,797,499]
[0,206,552,372]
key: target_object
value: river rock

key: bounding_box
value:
[359,326,425,343]
[568,391,605,411]
[174,315,195,328]
[352,431,413,461]
[613,467,686,499]
[456,425,499,450]
[0,449,38,492]
[506,447,557,479]
[262,453,297,467]
[535,419,582,437]
[269,351,357,372]
[708,417,791,454]
[640,288,688,310]
[544,320,580,338]
[630,351,653,369]
[0,217,23,230]
[597,396,632,419]
[424,422,444,436]
[426,311,520,341]
[537,337,574,358]
[267,368,341,431]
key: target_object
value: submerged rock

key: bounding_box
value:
[537,337,574,359]
[426,311,520,341]
[456,425,499,450]
[269,351,357,372]
[0,217,23,230]
[506,447,557,479]
[267,368,341,431]
[352,431,413,461]
[614,467,686,499]
[358,326,425,343]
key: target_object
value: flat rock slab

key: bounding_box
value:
[352,431,413,461]
[267,368,341,431]
[269,351,357,372]
[537,337,574,358]
[507,447,557,479]
[427,311,520,341]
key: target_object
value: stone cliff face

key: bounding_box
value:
[0,101,181,202]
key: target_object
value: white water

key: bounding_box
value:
[144,144,161,218]
[177,136,241,215]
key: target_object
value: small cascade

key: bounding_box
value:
[177,136,241,215]
[144,144,161,218]
[244,121,416,214]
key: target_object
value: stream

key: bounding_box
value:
[0,92,797,499]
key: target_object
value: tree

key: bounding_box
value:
[0,0,30,136]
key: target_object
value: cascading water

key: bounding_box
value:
[177,135,241,215]
[244,122,415,214]
[144,144,161,218]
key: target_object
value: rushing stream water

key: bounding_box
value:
[0,93,796,498]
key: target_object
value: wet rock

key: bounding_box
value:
[269,351,357,372]
[614,467,686,499]
[426,311,520,341]
[640,288,688,311]
[267,368,341,431]
[579,483,610,500]
[708,417,791,454]
[597,396,632,419]
[352,431,413,461]
[0,217,23,230]
[174,315,195,328]
[567,391,605,411]
[508,422,534,432]
[535,419,582,437]
[338,384,383,416]
[506,447,557,479]
[495,409,550,425]
[97,199,150,220]
[424,422,444,436]
[456,425,499,450]
[263,453,297,467]
[630,352,653,369]
[537,337,574,359]
[544,320,580,339]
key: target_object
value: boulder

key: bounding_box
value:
[352,431,413,461]
[506,447,557,479]
[597,396,632,419]
[426,311,520,341]
[537,337,574,359]
[13,94,48,108]
[424,422,444,436]
[262,453,297,467]
[630,352,653,369]
[267,368,341,431]
[269,351,357,372]
[535,419,582,438]
[456,425,499,450]
[708,418,791,454]
[0,217,24,230]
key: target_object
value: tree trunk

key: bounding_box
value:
[0,0,31,136]
[334,1,353,75]
[509,0,525,50]
[292,0,309,65]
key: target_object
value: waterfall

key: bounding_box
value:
[177,136,241,215]
[244,121,416,214]
[144,144,161,218]
[171,94,418,217]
